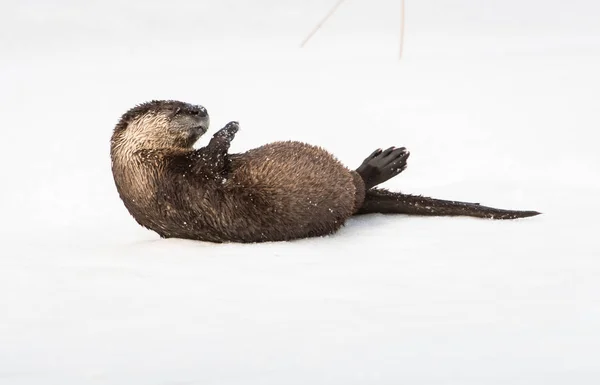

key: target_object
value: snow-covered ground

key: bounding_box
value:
[1,1,599,384]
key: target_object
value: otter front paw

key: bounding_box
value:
[214,121,239,141]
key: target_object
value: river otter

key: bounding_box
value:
[110,100,540,243]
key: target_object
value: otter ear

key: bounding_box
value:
[167,106,182,119]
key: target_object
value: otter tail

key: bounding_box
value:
[357,188,541,220]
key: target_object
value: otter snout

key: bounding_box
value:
[188,105,209,129]
[195,105,208,118]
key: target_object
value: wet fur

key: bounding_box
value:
[112,140,364,243]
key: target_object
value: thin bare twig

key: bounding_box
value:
[300,0,348,48]
[399,0,405,59]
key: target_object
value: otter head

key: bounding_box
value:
[112,100,210,152]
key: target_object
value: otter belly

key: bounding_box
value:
[224,141,358,242]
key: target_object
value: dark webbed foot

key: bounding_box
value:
[356,146,410,189]
[215,121,239,140]
[193,121,240,179]
[207,121,239,153]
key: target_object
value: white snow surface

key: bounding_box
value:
[1,1,600,384]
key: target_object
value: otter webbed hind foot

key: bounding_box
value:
[356,146,410,190]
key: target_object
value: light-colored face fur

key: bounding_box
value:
[114,106,210,153]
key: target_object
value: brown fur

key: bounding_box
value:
[111,100,540,243]
[111,100,365,243]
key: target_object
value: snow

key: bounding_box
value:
[1,0,600,384]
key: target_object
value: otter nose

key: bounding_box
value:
[194,105,208,118]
